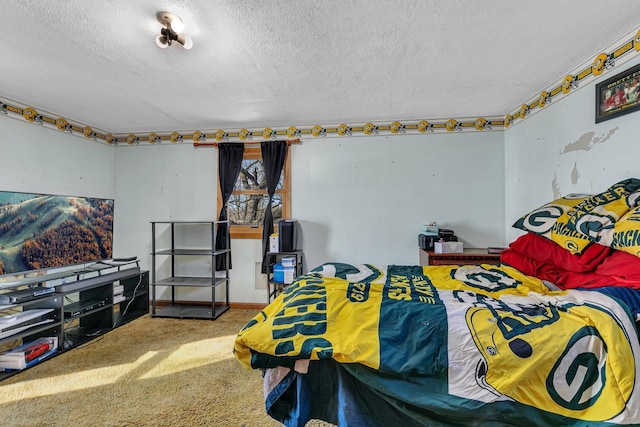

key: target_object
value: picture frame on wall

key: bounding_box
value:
[595,62,640,123]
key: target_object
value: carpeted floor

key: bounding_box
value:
[0,309,333,427]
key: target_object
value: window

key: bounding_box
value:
[217,146,291,239]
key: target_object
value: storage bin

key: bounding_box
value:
[273,263,285,283]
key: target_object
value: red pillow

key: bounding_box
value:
[508,233,610,273]
[595,249,640,281]
[501,248,624,289]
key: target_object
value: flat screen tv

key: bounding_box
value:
[0,191,113,277]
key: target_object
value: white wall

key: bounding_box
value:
[0,100,507,308]
[504,57,640,243]
[292,133,506,270]
[0,117,114,199]
[114,131,505,304]
[112,143,221,303]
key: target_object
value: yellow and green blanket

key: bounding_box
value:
[234,263,640,426]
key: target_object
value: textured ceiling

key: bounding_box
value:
[1,0,640,136]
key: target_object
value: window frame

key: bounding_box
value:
[217,146,291,239]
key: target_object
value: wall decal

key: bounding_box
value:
[215,129,228,141]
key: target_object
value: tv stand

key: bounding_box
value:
[0,262,149,380]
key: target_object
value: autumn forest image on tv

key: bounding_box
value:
[0,192,113,276]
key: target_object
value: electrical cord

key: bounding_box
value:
[112,273,144,328]
[57,270,144,349]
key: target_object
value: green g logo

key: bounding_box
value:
[547,326,607,411]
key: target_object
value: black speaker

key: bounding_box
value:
[278,219,298,252]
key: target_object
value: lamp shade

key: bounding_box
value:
[176,34,193,50]
[155,34,169,48]
[169,17,184,34]
[182,36,193,50]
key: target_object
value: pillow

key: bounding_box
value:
[560,178,640,247]
[500,248,547,278]
[509,232,610,273]
[500,248,619,289]
[595,248,640,280]
[512,193,593,254]
[513,194,590,237]
[610,206,640,258]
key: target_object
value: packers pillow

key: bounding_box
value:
[610,205,640,257]
[513,194,593,254]
[513,179,640,254]
[559,178,640,248]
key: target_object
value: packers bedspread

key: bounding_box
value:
[234,263,640,426]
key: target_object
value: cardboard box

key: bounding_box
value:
[283,267,295,284]
[0,337,58,371]
[281,256,296,267]
[434,241,464,253]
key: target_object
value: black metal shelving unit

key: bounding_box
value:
[150,221,230,320]
[266,250,304,303]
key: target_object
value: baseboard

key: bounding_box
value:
[229,302,267,310]
[153,300,266,310]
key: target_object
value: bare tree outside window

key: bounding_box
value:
[218,147,290,238]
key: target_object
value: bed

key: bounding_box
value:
[234,178,640,426]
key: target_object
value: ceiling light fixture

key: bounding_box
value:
[155,11,193,50]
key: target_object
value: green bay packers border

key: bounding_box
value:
[2,29,640,145]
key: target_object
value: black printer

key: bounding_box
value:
[418,228,458,251]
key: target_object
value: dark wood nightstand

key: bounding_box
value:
[419,248,502,266]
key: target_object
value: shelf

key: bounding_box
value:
[62,303,112,321]
[152,249,227,256]
[153,304,230,320]
[0,260,139,293]
[54,267,142,293]
[0,266,93,292]
[123,289,148,299]
[151,221,218,224]
[0,320,60,342]
[0,295,62,311]
[267,250,303,255]
[62,324,110,350]
[0,294,62,342]
[266,250,304,304]
[150,221,230,320]
[153,276,228,287]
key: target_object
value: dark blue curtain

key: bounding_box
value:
[215,142,244,271]
[261,140,289,273]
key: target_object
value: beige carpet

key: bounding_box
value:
[0,309,333,427]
